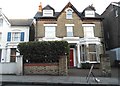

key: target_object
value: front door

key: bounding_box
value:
[70,49,74,67]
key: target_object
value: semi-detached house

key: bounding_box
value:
[0,9,34,74]
[34,2,104,68]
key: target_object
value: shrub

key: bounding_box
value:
[18,41,69,63]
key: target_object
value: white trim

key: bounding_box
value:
[82,24,95,27]
[111,2,120,7]
[43,24,57,26]
[65,24,74,26]
[65,8,73,12]
[81,61,100,63]
[0,12,11,26]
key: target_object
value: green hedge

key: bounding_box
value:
[18,41,69,63]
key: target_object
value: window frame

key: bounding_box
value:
[66,8,73,19]
[12,32,21,42]
[43,10,53,17]
[65,24,74,37]
[80,44,100,63]
[88,44,97,61]
[66,26,73,37]
[10,48,16,62]
[85,10,95,17]
[44,24,57,38]
[82,24,95,38]
[7,32,24,42]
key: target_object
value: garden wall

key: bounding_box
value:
[24,63,59,75]
[24,55,68,75]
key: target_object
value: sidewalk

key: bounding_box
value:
[0,75,120,86]
[0,67,120,86]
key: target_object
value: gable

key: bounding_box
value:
[57,2,81,19]
[0,10,11,26]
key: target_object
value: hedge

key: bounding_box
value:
[18,41,69,63]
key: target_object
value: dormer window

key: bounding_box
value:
[85,10,95,17]
[84,5,96,17]
[43,10,53,17]
[66,8,73,19]
[42,5,54,17]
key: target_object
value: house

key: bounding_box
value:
[102,2,120,66]
[0,8,35,74]
[34,2,104,68]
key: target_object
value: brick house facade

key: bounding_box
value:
[34,2,104,68]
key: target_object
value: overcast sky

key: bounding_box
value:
[0,0,119,19]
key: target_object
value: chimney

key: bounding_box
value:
[38,2,42,12]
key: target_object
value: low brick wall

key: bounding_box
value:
[24,63,59,75]
[23,55,68,75]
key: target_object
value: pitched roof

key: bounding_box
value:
[43,5,55,11]
[83,5,96,11]
[9,19,33,26]
[56,2,82,18]
[34,2,103,20]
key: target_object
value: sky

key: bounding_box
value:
[0,0,120,19]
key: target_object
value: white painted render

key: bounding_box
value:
[0,12,30,74]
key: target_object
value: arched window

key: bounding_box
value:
[66,8,73,19]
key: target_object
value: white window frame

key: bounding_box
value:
[65,24,74,37]
[80,44,100,63]
[11,32,21,42]
[88,44,98,61]
[43,10,53,17]
[65,8,73,19]
[82,24,95,38]
[44,24,57,38]
[85,10,95,17]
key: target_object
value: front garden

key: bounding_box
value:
[18,41,69,75]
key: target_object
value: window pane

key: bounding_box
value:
[67,26,73,37]
[10,48,16,62]
[12,32,21,41]
[84,26,94,37]
[89,44,96,52]
[88,44,97,61]
[45,26,55,38]
[66,9,72,19]
[43,10,53,17]
[81,45,87,61]
[85,11,95,17]
[89,53,97,61]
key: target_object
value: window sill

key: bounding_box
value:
[81,61,100,63]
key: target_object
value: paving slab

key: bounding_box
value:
[0,75,119,86]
